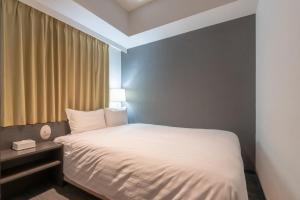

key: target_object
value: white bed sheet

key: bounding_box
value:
[54,123,248,200]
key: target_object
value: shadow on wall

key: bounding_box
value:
[256,142,297,200]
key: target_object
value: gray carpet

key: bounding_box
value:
[9,172,265,200]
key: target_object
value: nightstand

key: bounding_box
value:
[0,141,63,199]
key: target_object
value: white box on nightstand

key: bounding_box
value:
[12,139,36,151]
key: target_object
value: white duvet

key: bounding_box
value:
[54,123,248,200]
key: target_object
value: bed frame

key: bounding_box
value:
[64,176,110,200]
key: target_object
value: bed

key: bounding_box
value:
[54,123,248,200]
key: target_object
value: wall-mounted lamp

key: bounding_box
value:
[110,88,126,109]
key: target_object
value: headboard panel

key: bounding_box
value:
[0,122,70,149]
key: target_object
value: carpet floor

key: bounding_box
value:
[9,172,265,200]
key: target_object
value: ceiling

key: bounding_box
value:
[115,0,155,12]
[127,0,237,35]
[19,0,258,52]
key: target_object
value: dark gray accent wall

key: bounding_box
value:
[0,122,70,149]
[122,15,256,170]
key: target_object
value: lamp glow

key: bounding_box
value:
[110,88,126,102]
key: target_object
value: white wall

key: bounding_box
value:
[109,46,122,108]
[109,46,122,89]
[256,0,300,200]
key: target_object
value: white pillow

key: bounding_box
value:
[105,108,128,127]
[65,108,106,134]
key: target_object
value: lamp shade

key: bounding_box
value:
[110,89,126,102]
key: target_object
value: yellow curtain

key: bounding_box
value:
[0,0,109,127]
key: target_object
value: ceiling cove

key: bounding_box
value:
[115,0,155,12]
[19,0,258,52]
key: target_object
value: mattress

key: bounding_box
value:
[54,123,248,200]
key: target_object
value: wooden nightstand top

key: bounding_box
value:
[0,141,62,163]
